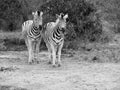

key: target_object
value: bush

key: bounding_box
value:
[0,0,22,31]
[0,39,6,51]
[40,0,102,42]
[0,0,32,31]
[65,23,77,41]
[3,38,25,51]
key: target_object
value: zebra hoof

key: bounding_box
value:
[36,61,39,64]
[28,59,34,64]
[58,64,62,67]
[48,61,52,64]
[28,62,32,65]
[52,64,56,67]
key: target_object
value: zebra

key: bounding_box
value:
[42,13,68,67]
[22,11,43,64]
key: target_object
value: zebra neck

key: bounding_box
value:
[53,26,63,40]
[55,26,62,34]
[55,19,60,26]
[32,24,39,31]
[28,24,41,39]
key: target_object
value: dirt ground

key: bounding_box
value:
[0,43,120,90]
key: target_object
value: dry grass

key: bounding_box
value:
[0,49,120,90]
[0,31,25,51]
[0,31,21,40]
[0,31,120,90]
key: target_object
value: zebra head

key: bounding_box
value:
[32,11,43,30]
[56,13,68,33]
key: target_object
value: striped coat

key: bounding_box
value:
[22,11,43,64]
[42,13,68,67]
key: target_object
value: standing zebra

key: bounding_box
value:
[22,11,43,64]
[42,13,68,67]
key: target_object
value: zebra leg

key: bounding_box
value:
[36,39,41,63]
[51,45,56,67]
[57,41,64,67]
[25,38,28,50]
[28,39,33,64]
[32,41,36,63]
[25,38,29,63]
[46,43,52,64]
[49,49,52,64]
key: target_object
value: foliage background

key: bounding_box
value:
[0,0,120,50]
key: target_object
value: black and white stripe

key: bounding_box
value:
[22,11,43,64]
[42,13,68,67]
[28,24,42,40]
[52,27,64,44]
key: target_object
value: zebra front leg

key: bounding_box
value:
[28,39,33,64]
[46,44,52,64]
[57,41,64,67]
[25,38,29,61]
[48,49,52,64]
[25,39,28,50]
[35,39,41,63]
[33,41,36,63]
[51,45,56,67]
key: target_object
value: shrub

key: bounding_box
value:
[0,0,31,31]
[0,39,6,51]
[0,0,23,31]
[40,0,102,42]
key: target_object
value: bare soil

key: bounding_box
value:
[0,44,120,90]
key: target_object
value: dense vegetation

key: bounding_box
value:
[0,0,120,50]
[0,0,102,40]
[40,0,102,41]
[0,0,45,31]
[0,0,29,31]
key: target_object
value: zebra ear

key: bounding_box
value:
[32,12,35,15]
[63,14,68,19]
[56,14,59,18]
[60,13,64,18]
[40,11,43,16]
[37,11,40,16]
